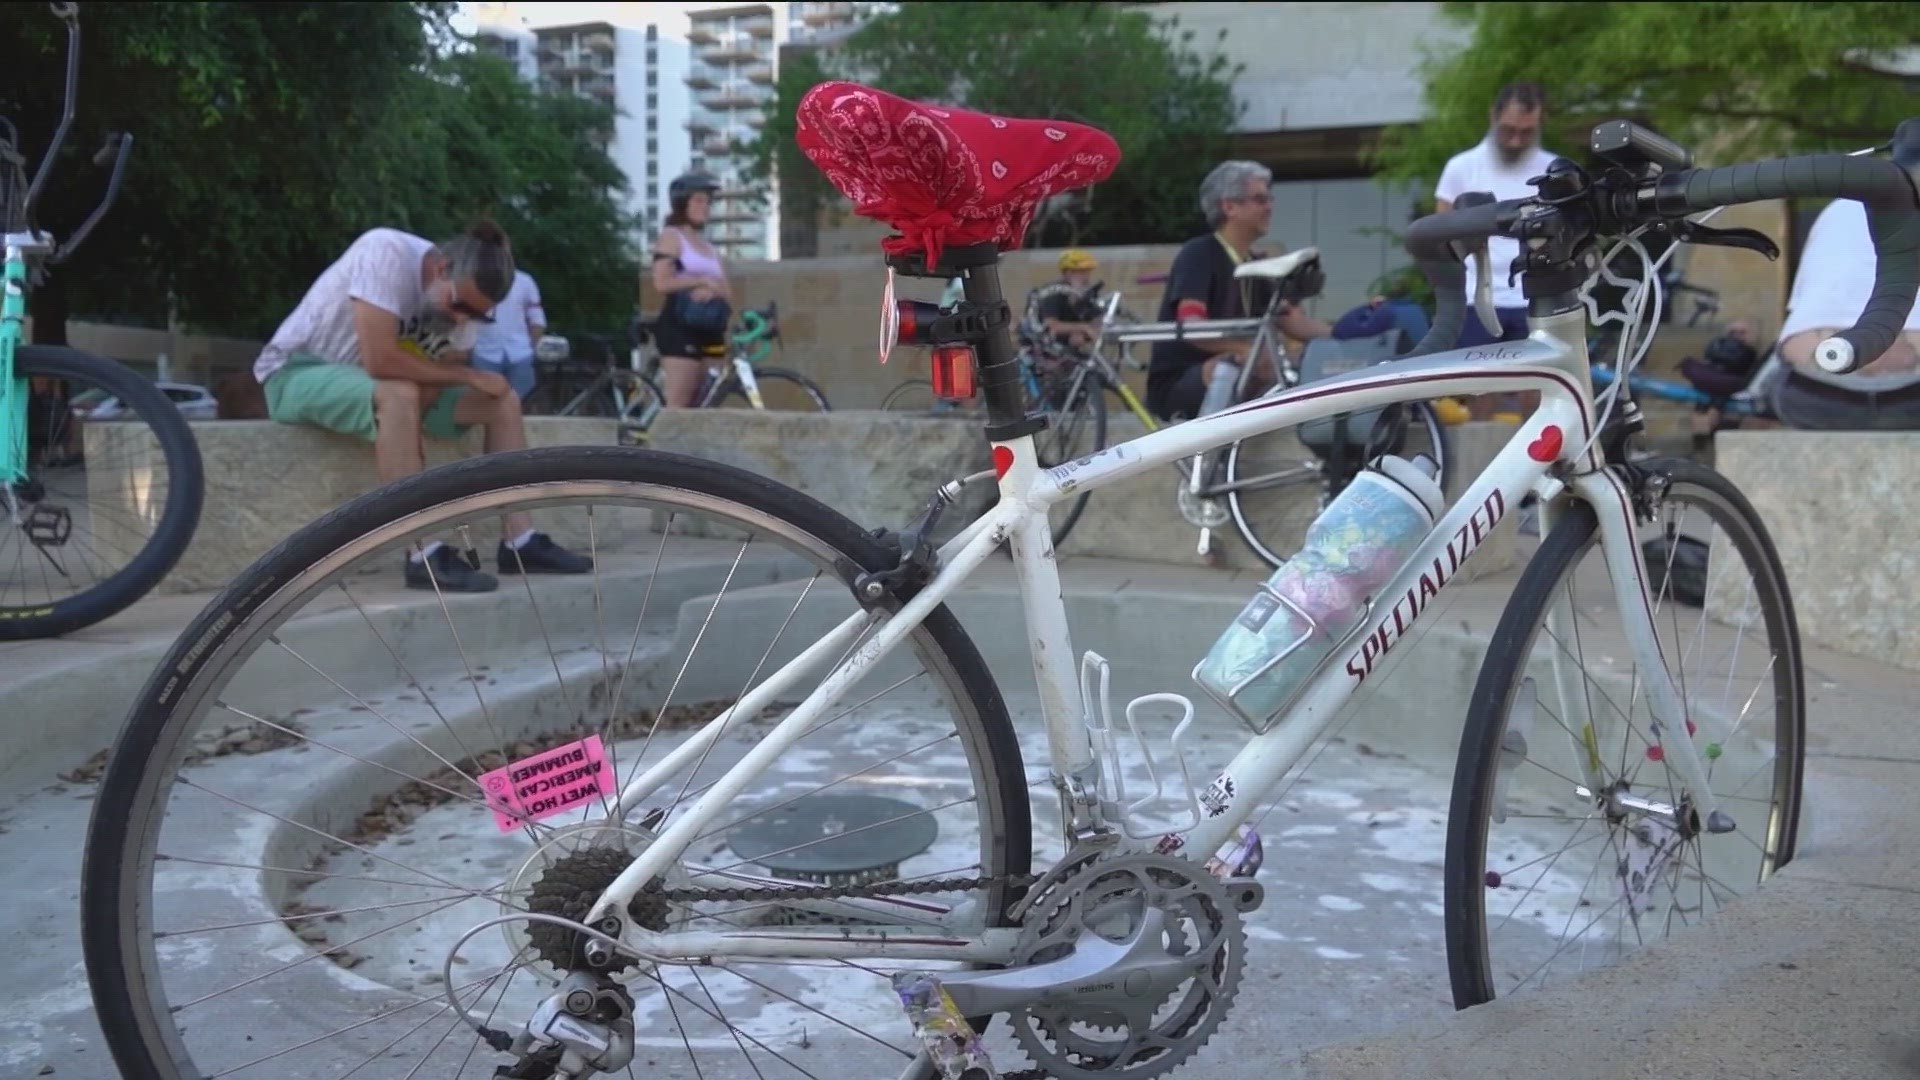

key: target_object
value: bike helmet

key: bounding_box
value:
[1058,248,1098,272]
[669,171,722,211]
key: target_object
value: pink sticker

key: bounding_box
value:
[479,734,610,833]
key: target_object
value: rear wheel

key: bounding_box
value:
[1444,458,1803,1008]
[1,345,204,639]
[718,366,832,412]
[81,445,1030,1079]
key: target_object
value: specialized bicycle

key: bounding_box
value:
[83,89,1918,1080]
[1,1,204,640]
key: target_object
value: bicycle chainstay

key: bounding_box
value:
[645,870,1057,1079]
[648,870,1044,906]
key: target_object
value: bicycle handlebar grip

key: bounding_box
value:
[1651,155,1920,374]
[1401,198,1514,358]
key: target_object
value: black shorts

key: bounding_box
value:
[1147,364,1209,422]
[653,322,726,359]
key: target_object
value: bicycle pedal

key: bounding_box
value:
[25,504,72,547]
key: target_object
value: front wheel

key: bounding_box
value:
[1,345,205,639]
[1444,457,1803,1008]
[81,444,1030,1079]
[718,366,832,412]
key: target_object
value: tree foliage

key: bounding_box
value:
[1374,2,1920,181]
[750,2,1245,248]
[0,2,639,341]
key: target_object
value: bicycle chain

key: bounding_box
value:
[649,870,1045,905]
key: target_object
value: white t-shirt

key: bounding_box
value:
[1434,138,1562,310]
[1777,197,1920,345]
[253,228,477,383]
[472,270,546,364]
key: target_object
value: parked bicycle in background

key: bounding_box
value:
[1,1,204,640]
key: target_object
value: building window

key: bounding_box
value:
[647,93,657,110]
[646,71,657,88]
[647,161,658,177]
[647,24,657,41]
[647,138,658,154]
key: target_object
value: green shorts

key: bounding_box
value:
[263,354,470,443]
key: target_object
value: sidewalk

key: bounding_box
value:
[0,553,1914,1079]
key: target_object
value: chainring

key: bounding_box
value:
[1006,850,1246,1080]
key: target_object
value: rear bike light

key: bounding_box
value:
[930,345,977,400]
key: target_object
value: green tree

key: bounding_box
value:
[0,2,637,343]
[750,2,1244,248]
[1374,2,1920,182]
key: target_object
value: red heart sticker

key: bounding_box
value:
[1527,425,1563,463]
[993,445,1014,478]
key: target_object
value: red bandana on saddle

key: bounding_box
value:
[793,81,1121,269]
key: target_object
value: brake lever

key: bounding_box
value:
[1446,191,1505,338]
[1670,220,1779,260]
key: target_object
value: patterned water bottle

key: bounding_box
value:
[1193,454,1445,731]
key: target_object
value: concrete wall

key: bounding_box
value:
[25,319,261,385]
[87,411,1527,598]
[1714,430,1920,672]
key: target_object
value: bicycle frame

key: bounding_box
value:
[1,241,33,489]
[583,304,1721,968]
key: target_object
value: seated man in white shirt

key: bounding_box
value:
[1776,197,1920,377]
[1433,81,1562,419]
[471,268,547,403]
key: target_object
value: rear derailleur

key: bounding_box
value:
[492,970,636,1079]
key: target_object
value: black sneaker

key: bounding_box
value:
[497,532,594,575]
[405,544,498,593]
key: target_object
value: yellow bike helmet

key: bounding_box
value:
[1058,248,1098,272]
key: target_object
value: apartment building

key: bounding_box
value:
[532,19,692,241]
[467,3,540,82]
[682,5,782,260]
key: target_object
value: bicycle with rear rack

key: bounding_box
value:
[2,1,204,640]
[79,89,1920,1080]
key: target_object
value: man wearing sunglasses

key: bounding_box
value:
[1147,160,1331,422]
[252,218,592,592]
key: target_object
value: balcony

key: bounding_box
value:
[745,16,774,38]
[686,111,721,136]
[744,62,774,84]
[699,32,762,63]
[685,66,718,90]
[701,83,769,110]
[583,30,615,52]
[687,24,719,45]
[736,108,768,129]
[585,76,615,101]
[798,2,855,26]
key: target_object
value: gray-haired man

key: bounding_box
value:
[1146,160,1331,421]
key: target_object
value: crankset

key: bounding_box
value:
[896,849,1260,1080]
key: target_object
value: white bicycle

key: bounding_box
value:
[80,108,1918,1080]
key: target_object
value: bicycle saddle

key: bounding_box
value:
[1233,248,1321,282]
[794,80,1120,268]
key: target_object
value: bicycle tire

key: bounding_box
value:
[881,378,938,413]
[81,444,1031,1079]
[1443,457,1804,1009]
[718,366,832,412]
[0,345,204,640]
[1225,397,1453,569]
[1033,365,1106,551]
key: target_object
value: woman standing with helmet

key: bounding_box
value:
[649,172,731,407]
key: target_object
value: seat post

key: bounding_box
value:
[958,257,1028,429]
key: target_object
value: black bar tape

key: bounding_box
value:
[1651,156,1920,372]
[1402,199,1516,357]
